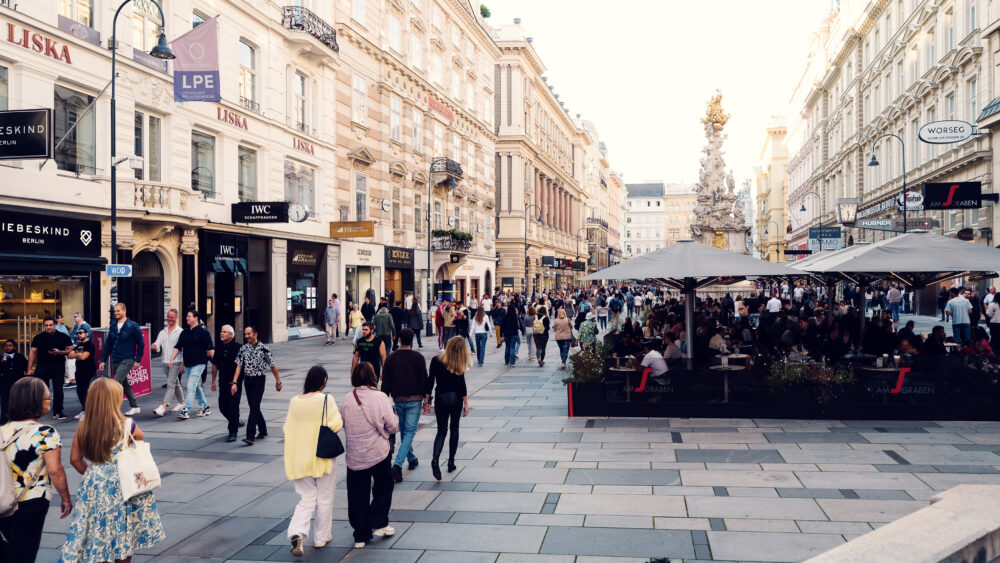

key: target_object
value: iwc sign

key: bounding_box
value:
[918,120,974,144]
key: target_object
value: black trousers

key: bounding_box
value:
[533,334,549,363]
[0,497,49,563]
[35,365,63,416]
[0,380,11,423]
[990,323,1000,346]
[433,391,463,463]
[218,374,242,436]
[346,454,394,543]
[75,370,94,414]
[244,377,266,439]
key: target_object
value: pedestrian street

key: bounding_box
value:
[34,327,1000,562]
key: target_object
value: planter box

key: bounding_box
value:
[567,381,604,417]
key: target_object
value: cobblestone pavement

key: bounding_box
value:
[35,319,1000,562]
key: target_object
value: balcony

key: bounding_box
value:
[240,96,261,114]
[281,6,339,53]
[431,230,472,253]
[586,217,609,229]
[430,157,463,186]
[130,181,197,215]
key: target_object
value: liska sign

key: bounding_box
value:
[918,120,975,144]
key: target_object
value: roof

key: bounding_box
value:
[977,97,1000,124]
[625,182,665,197]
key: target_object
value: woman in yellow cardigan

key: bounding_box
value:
[283,365,343,557]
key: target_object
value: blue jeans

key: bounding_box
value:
[889,302,900,322]
[474,333,487,365]
[598,316,607,329]
[557,339,572,365]
[953,323,972,345]
[393,400,422,468]
[504,335,520,365]
[184,363,208,409]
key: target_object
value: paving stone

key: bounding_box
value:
[651,485,716,496]
[169,516,281,558]
[900,450,1000,465]
[592,485,652,495]
[708,531,845,562]
[571,449,677,462]
[859,432,972,444]
[427,491,546,513]
[761,463,819,472]
[686,497,827,520]
[873,464,939,473]
[134,513,221,556]
[456,467,568,484]
[765,432,867,443]
[796,470,929,490]
[532,484,593,494]
[855,489,913,500]
[564,468,679,486]
[165,484,273,516]
[709,517,726,531]
[491,432,582,443]
[676,448,784,463]
[449,511,518,524]
[915,472,1000,490]
[474,482,536,492]
[539,527,695,559]
[776,487,843,499]
[585,515,653,528]
[723,518,800,532]
[816,498,926,522]
[796,520,874,534]
[417,481,477,491]
[496,554,576,562]
[680,469,802,488]
[815,463,878,472]
[516,513,585,527]
[555,493,687,517]
[416,550,499,562]
[653,517,713,530]
[726,486,779,497]
[777,449,896,464]
[393,522,546,553]
[388,509,455,522]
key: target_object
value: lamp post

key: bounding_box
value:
[109,0,174,327]
[868,133,909,232]
[574,226,588,287]
[763,220,782,261]
[524,204,542,296]
[800,191,823,251]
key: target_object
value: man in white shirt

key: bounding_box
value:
[151,308,186,416]
[793,285,804,303]
[766,295,782,313]
[636,341,668,377]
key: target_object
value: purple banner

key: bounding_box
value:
[171,17,220,102]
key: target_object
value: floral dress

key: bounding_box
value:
[59,419,165,562]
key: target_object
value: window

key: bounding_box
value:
[353,171,367,220]
[0,66,7,110]
[451,69,460,100]
[969,78,978,122]
[59,0,92,26]
[466,82,474,110]
[947,93,955,120]
[467,141,474,170]
[928,107,937,159]
[352,75,366,125]
[132,112,161,182]
[285,161,315,213]
[54,85,96,174]
[468,209,475,235]
[949,209,959,230]
[433,122,443,155]
[352,0,365,25]
[969,0,977,33]
[392,185,402,229]
[451,132,460,161]
[912,119,919,165]
[415,194,423,233]
[190,131,215,197]
[947,14,955,50]
[432,4,442,29]
[390,96,401,142]
[388,15,401,52]
[293,71,307,128]
[896,62,903,92]
[239,41,256,108]
[451,26,460,47]
[431,54,442,85]
[485,216,491,243]
[413,110,423,152]
[433,201,442,229]
[911,54,919,82]
[132,3,162,52]
[410,34,423,68]
[238,147,257,201]
[192,12,206,28]
[453,205,461,230]
[969,208,979,227]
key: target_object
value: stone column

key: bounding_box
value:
[271,239,289,342]
[547,179,554,227]
[555,186,562,233]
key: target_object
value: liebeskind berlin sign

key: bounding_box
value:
[0,109,51,160]
[918,120,974,144]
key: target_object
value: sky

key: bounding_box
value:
[486,0,831,187]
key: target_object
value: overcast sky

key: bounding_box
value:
[487,0,831,186]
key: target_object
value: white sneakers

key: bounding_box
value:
[355,525,395,549]
[74,412,84,420]
[170,403,185,413]
[153,405,166,417]
[124,407,140,416]
[353,542,366,548]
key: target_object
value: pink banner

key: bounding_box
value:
[92,327,153,399]
[171,17,221,102]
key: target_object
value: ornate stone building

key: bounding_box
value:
[756,118,789,262]
[624,182,665,258]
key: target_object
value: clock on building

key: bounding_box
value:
[289,202,309,222]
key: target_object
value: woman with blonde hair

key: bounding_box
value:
[62,377,164,562]
[423,336,470,480]
[349,304,364,344]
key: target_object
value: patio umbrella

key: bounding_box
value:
[582,240,801,368]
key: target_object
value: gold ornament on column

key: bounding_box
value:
[712,231,727,249]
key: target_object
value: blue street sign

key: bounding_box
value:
[106,264,133,277]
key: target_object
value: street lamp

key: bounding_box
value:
[799,191,823,251]
[524,204,542,296]
[109,0,174,326]
[574,226,588,286]
[763,220,782,261]
[868,133,909,232]
[425,157,456,336]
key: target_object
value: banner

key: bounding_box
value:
[92,327,153,399]
[171,17,220,102]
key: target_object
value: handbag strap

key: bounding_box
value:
[321,394,328,425]
[353,389,361,405]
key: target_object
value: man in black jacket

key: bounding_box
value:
[389,301,406,351]
[361,296,375,323]
[0,339,27,422]
[211,325,243,442]
[381,329,428,482]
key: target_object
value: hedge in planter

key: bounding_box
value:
[564,343,610,417]
[769,357,854,418]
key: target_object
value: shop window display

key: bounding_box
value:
[0,276,87,355]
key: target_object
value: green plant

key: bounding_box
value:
[768,357,854,403]
[480,4,491,18]
[564,342,610,385]
[431,229,472,242]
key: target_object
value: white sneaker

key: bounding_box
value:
[125,407,140,416]
[353,542,366,548]
[74,412,84,420]
[373,525,395,537]
[170,403,185,413]
[197,406,211,417]
[314,539,329,548]
[177,409,190,420]
[153,405,166,417]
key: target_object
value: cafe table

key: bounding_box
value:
[608,366,636,401]
[708,364,745,403]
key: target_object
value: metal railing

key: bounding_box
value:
[431,235,472,252]
[281,6,339,53]
[430,157,463,178]
[240,96,261,114]
[586,217,608,229]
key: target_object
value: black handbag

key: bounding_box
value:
[316,395,344,459]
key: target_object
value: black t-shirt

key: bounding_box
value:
[355,337,382,373]
[31,331,72,366]
[75,340,96,379]
[426,356,468,397]
[175,326,214,365]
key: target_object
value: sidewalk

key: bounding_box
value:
[34,330,1000,562]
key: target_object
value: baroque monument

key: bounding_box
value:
[690,91,749,253]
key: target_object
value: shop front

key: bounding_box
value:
[0,209,104,355]
[340,241,384,309]
[199,231,248,340]
[452,256,493,304]
[384,246,414,307]
[287,241,326,338]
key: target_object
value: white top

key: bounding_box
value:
[793,287,804,301]
[640,350,668,376]
[470,317,490,334]
[481,297,492,312]
[153,324,183,364]
[404,295,413,310]
[766,297,782,313]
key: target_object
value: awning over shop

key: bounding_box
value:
[0,253,108,273]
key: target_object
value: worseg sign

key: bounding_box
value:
[918,120,974,144]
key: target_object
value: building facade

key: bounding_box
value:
[606,171,626,266]
[755,120,789,262]
[664,183,697,246]
[624,182,666,257]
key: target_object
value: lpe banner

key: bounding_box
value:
[92,327,153,398]
[171,17,221,102]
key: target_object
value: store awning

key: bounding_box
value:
[210,257,248,276]
[0,253,107,273]
[977,96,1000,124]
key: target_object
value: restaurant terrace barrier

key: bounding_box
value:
[805,485,1000,563]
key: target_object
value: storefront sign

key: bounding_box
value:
[428,96,454,123]
[918,120,974,144]
[893,218,939,230]
[385,246,414,269]
[896,191,924,211]
[231,201,289,223]
[0,210,100,256]
[217,107,248,130]
[6,23,73,64]
[856,195,898,219]
[293,138,315,155]
[922,182,982,210]
[541,256,556,267]
[572,261,586,271]
[0,109,51,160]
[290,250,319,266]
[330,221,375,238]
[856,218,894,231]
[203,232,248,275]
[93,327,152,398]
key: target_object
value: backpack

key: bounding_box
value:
[533,316,545,333]
[0,426,35,518]
[609,298,622,313]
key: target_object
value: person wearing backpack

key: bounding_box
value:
[522,307,537,361]
[609,295,623,329]
[532,307,551,367]
[0,377,72,561]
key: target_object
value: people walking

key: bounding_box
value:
[350,304,364,344]
[61,377,164,561]
[533,307,551,367]
[233,326,282,445]
[97,303,144,416]
[389,301,406,351]
[373,307,395,357]
[0,339,28,423]
[523,306,536,361]
[381,329,428,483]
[324,299,338,345]
[28,316,73,420]
[501,304,523,366]
[425,337,469,480]
[352,323,387,379]
[0,377,72,562]
[284,365,343,557]
[151,308,185,417]
[169,310,215,420]
[945,288,974,346]
[470,309,490,367]
[210,324,242,442]
[342,362,398,548]
[67,327,95,420]
[491,302,506,348]
[553,309,574,369]
[407,302,424,349]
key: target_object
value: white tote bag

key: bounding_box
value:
[116,419,161,500]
